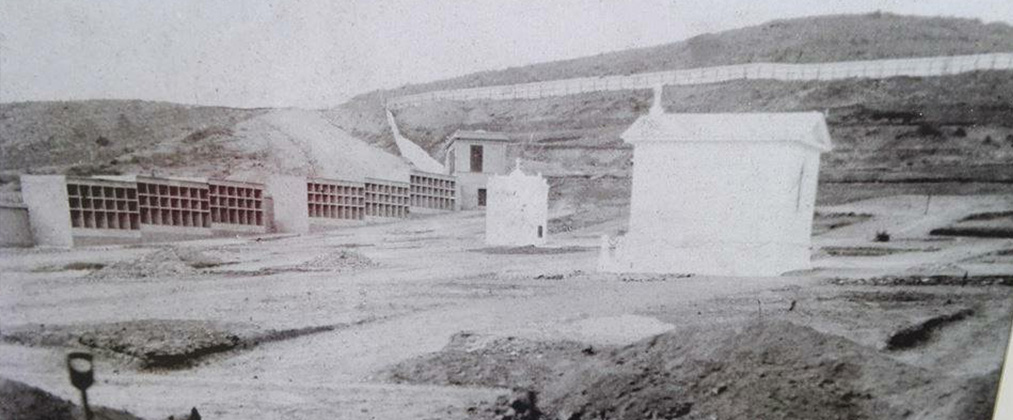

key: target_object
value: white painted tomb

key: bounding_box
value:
[485,162,549,247]
[599,96,832,276]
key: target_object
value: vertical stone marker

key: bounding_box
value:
[265,175,309,234]
[20,175,73,247]
[599,97,832,276]
[485,160,549,247]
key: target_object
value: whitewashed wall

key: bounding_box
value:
[20,175,74,247]
[599,114,828,276]
[486,170,549,247]
[265,175,309,234]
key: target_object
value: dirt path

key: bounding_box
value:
[817,195,1013,240]
[0,274,814,419]
[2,195,1011,419]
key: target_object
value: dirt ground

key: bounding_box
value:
[1,194,1012,419]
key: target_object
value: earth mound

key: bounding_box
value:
[0,377,146,420]
[543,320,929,420]
[88,247,222,280]
[385,332,595,390]
[387,321,1000,420]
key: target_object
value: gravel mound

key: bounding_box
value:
[88,247,222,280]
[905,262,967,276]
[385,332,596,390]
[297,249,377,271]
[829,275,1011,286]
[1,320,244,369]
[2,319,362,371]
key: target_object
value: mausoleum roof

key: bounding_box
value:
[449,130,511,143]
[622,112,832,151]
[92,174,209,184]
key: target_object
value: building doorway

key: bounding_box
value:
[477,188,487,207]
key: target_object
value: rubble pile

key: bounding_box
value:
[389,321,999,420]
[88,247,222,280]
[297,249,377,271]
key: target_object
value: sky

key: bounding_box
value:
[1,0,1010,109]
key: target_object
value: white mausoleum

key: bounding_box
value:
[485,162,549,247]
[599,106,832,276]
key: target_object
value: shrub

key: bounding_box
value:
[915,123,943,137]
[183,127,233,144]
[874,230,891,242]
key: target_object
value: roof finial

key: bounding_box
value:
[650,85,664,115]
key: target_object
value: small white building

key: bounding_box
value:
[485,163,549,247]
[599,110,832,276]
[445,130,512,210]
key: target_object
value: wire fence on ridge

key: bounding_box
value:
[386,52,1013,109]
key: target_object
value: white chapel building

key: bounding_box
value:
[599,98,833,276]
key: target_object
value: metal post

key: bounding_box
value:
[67,352,95,420]
[80,389,93,420]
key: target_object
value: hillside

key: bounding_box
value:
[329,14,1013,168]
[0,101,407,186]
[389,71,1013,177]
[383,70,1013,229]
[0,100,267,175]
[3,13,1012,206]
[366,13,1013,98]
[322,13,1013,229]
